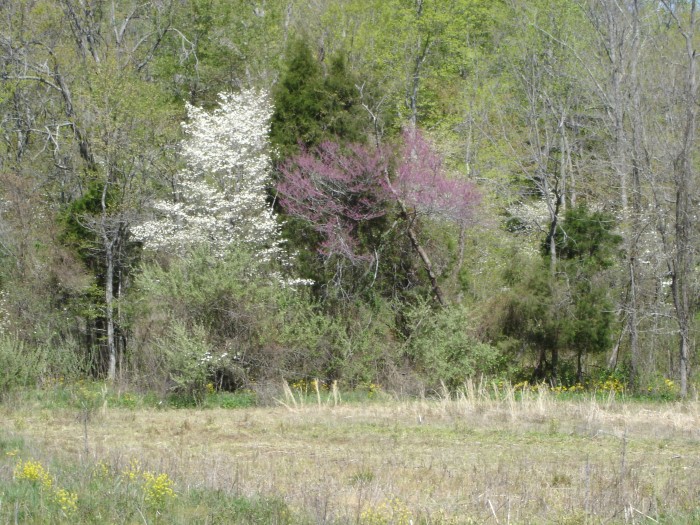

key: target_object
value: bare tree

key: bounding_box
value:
[656,0,698,396]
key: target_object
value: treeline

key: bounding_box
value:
[0,0,697,399]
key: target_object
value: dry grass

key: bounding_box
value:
[2,384,700,524]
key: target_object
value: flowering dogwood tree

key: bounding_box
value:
[133,90,284,262]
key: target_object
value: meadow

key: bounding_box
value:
[0,382,699,524]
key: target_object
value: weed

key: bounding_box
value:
[14,459,53,490]
[361,497,413,525]
[54,487,78,516]
[348,467,375,486]
[142,471,177,508]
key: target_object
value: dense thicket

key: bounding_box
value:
[0,0,698,399]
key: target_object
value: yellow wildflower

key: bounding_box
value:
[14,459,53,490]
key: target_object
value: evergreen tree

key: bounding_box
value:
[270,39,327,158]
[321,54,366,144]
[271,39,367,159]
[553,206,622,382]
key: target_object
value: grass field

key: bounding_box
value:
[0,383,699,524]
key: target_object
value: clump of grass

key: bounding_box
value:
[277,378,383,410]
[348,467,375,486]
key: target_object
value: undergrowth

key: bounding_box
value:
[0,442,303,524]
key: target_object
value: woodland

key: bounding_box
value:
[0,0,698,401]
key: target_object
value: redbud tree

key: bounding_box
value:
[277,129,480,304]
[277,141,390,264]
[396,129,480,228]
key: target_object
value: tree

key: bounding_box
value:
[0,0,180,380]
[392,129,481,305]
[656,0,698,397]
[277,129,480,305]
[270,39,366,159]
[551,206,622,382]
[573,0,650,386]
[276,141,391,299]
[59,70,174,381]
[133,89,285,264]
[270,39,325,157]
[396,129,480,271]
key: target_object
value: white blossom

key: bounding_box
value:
[506,198,551,235]
[133,90,284,262]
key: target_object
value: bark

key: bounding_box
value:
[666,0,698,397]
[451,223,467,282]
[627,0,644,388]
[408,36,431,130]
[628,256,639,385]
[384,171,446,307]
[399,200,446,307]
[101,182,117,381]
[545,191,562,276]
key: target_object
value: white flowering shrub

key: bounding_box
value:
[133,90,284,261]
[154,322,217,404]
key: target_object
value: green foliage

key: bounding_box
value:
[555,206,621,375]
[0,336,86,397]
[270,39,367,158]
[131,247,408,389]
[270,39,327,157]
[0,336,48,395]
[131,249,280,391]
[200,390,257,409]
[152,0,289,102]
[321,53,367,143]
[560,285,614,357]
[154,322,216,405]
[0,0,695,396]
[59,180,107,266]
[404,300,501,390]
[550,206,622,268]
[498,206,622,382]
[500,259,559,355]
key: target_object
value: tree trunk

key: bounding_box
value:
[628,257,639,386]
[627,0,644,390]
[404,218,447,307]
[104,241,116,381]
[384,171,446,306]
[101,183,117,381]
[667,0,698,397]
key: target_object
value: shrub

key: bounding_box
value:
[404,300,501,390]
[0,336,85,397]
[154,322,217,405]
[130,247,405,391]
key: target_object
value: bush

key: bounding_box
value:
[153,322,218,405]
[0,336,86,397]
[404,301,502,390]
[278,297,400,386]
[129,247,406,392]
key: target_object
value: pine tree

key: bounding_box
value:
[270,39,327,158]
